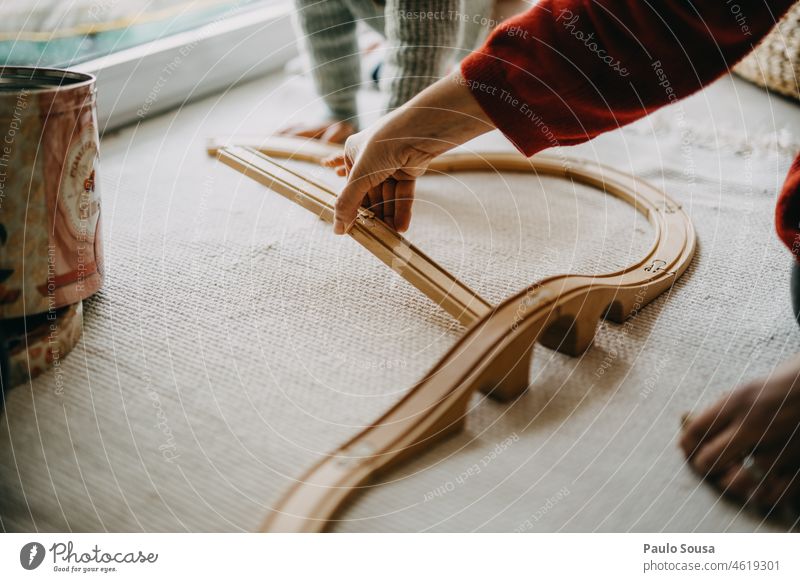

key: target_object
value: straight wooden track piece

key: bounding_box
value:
[218,146,492,327]
[214,137,696,533]
[207,135,338,161]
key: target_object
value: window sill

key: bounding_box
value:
[75,3,297,132]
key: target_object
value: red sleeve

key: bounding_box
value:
[461,0,796,156]
[777,156,800,257]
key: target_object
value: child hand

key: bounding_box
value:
[680,353,800,512]
[277,119,357,144]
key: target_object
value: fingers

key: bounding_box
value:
[713,460,783,512]
[279,120,356,143]
[324,140,357,176]
[322,154,349,177]
[335,169,387,234]
[333,187,360,234]
[715,462,760,504]
[766,469,800,511]
[712,456,799,513]
[381,180,396,229]
[330,127,426,234]
[322,122,356,144]
[276,124,301,136]
[680,391,743,458]
[691,422,756,476]
[279,125,326,140]
[768,435,800,473]
[322,154,344,168]
[336,179,415,233]
[393,180,415,232]
[333,140,395,233]
[366,185,383,219]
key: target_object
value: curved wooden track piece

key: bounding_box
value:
[214,137,696,532]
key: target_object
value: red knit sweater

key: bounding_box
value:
[461,0,800,256]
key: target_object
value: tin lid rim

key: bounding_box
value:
[0,66,95,95]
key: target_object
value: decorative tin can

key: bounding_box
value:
[1,301,83,391]
[0,67,103,390]
[0,67,103,319]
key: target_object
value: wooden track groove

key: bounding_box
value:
[219,145,491,327]
[213,137,696,532]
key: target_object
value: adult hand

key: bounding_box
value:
[323,121,436,232]
[325,71,496,234]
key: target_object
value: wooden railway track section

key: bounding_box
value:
[212,136,696,532]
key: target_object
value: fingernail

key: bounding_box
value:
[333,220,345,235]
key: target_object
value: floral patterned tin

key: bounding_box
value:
[0,67,103,320]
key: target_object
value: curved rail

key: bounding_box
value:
[213,137,696,532]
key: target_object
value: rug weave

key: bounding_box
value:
[1,74,798,532]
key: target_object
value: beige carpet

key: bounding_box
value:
[1,71,799,532]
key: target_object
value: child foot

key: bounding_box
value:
[277,119,356,144]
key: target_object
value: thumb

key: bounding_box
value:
[334,159,394,234]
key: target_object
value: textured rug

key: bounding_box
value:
[1,71,798,532]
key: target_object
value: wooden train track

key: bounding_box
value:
[215,141,491,327]
[212,136,696,532]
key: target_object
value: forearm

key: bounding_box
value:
[461,0,798,156]
[374,70,495,156]
[296,0,361,122]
